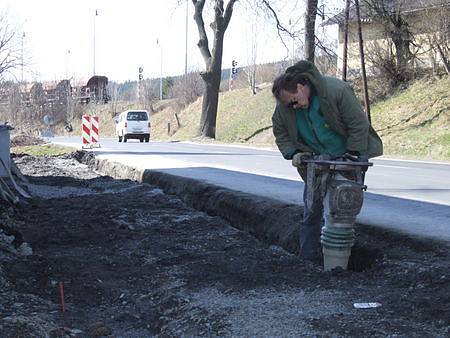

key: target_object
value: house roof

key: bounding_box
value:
[323,0,449,26]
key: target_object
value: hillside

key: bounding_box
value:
[151,83,276,146]
[370,76,449,160]
[73,76,449,161]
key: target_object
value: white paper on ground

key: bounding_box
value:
[353,302,382,309]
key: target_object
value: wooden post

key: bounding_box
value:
[355,0,371,123]
[174,113,181,127]
[342,0,351,81]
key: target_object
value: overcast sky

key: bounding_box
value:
[2,0,343,83]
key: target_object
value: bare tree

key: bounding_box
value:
[108,82,121,118]
[261,0,339,65]
[192,0,238,138]
[359,0,450,80]
[141,80,160,112]
[315,41,337,75]
[0,81,20,123]
[422,0,450,74]
[0,12,21,80]
[259,0,301,60]
[171,70,204,109]
[362,0,415,82]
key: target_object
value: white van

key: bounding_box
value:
[115,110,150,142]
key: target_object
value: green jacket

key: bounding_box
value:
[272,61,383,159]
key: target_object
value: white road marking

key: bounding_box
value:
[375,165,412,169]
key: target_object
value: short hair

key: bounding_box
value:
[272,73,309,102]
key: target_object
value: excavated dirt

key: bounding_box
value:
[0,151,449,337]
[10,134,47,147]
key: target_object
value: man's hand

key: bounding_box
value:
[344,152,359,161]
[344,152,368,163]
[344,152,370,173]
[292,152,312,167]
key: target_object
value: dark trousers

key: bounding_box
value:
[298,167,324,260]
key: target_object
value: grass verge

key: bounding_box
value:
[12,144,76,156]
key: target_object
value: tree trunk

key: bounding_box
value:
[247,63,257,95]
[199,68,221,137]
[198,24,224,137]
[193,0,237,139]
[393,34,409,67]
[377,2,411,81]
[251,70,256,95]
[304,0,319,62]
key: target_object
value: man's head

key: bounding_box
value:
[272,72,312,109]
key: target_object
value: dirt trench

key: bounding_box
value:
[0,152,449,337]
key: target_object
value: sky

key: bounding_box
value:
[2,0,343,83]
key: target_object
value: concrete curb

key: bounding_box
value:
[94,157,301,254]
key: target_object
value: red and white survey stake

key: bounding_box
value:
[59,281,66,312]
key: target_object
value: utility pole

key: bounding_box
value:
[342,0,351,81]
[21,32,25,83]
[138,67,144,106]
[93,10,98,76]
[355,0,371,123]
[185,0,188,78]
[65,49,71,79]
[157,39,163,100]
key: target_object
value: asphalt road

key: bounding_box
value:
[51,136,450,241]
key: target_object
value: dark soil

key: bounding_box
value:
[0,152,449,337]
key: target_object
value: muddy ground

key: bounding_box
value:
[0,151,449,337]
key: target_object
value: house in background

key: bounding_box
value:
[324,0,449,78]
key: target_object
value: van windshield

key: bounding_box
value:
[127,112,148,121]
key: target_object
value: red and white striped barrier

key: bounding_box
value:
[82,115,90,147]
[81,115,101,148]
[91,116,99,144]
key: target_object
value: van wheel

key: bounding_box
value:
[123,135,127,143]
[145,136,150,142]
[140,138,144,143]
[118,135,122,142]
